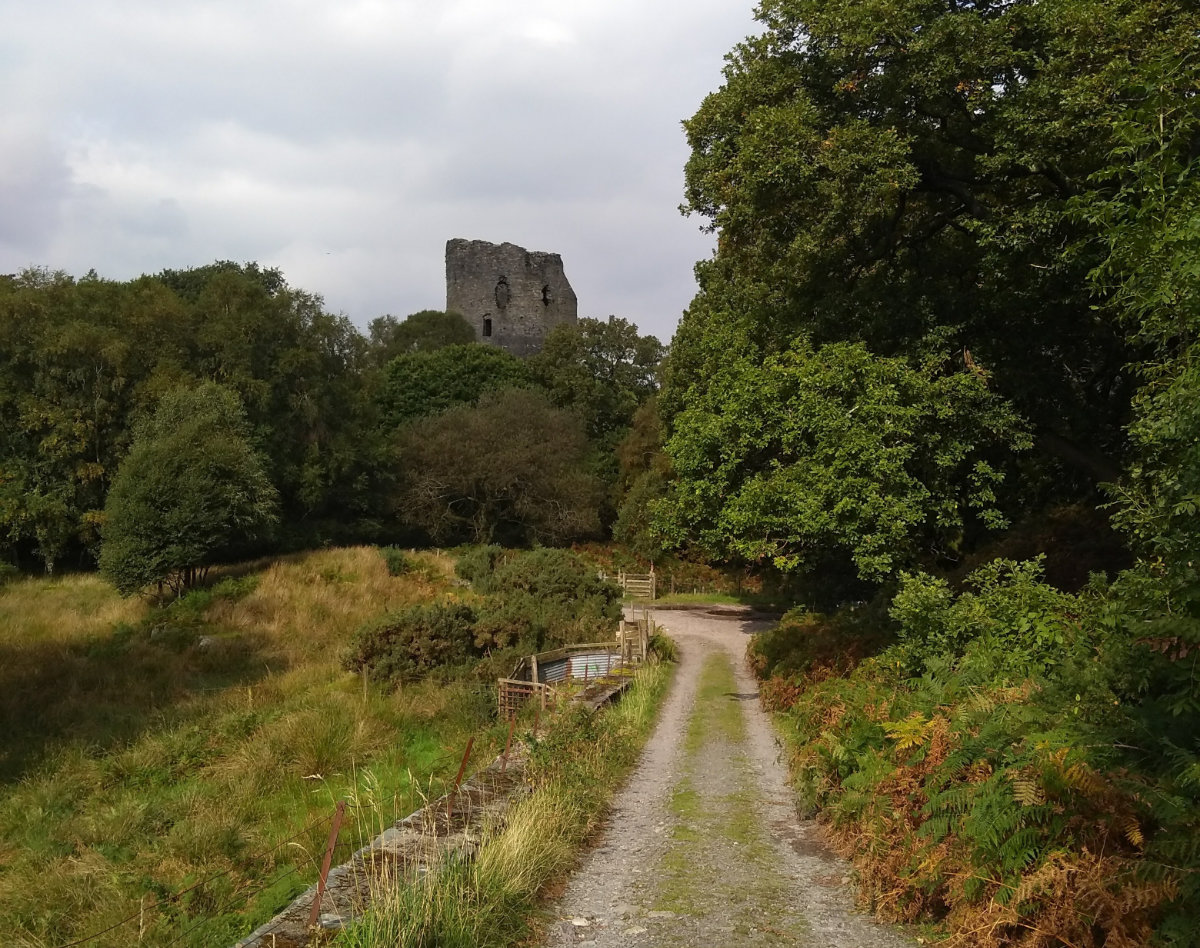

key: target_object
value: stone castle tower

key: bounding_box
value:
[445,238,578,357]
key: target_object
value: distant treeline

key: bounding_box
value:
[0,263,663,580]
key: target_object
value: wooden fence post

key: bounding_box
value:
[308,800,347,929]
[501,716,515,774]
[446,736,474,821]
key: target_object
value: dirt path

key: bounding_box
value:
[544,608,914,948]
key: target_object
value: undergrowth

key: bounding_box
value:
[752,558,1200,947]
[344,547,623,688]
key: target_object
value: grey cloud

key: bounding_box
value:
[0,126,72,253]
[1,0,758,342]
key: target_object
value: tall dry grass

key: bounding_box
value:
[0,546,500,948]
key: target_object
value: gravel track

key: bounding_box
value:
[544,607,914,948]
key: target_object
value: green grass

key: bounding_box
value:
[0,547,507,948]
[333,658,674,948]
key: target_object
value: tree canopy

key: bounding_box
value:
[376,344,534,428]
[366,310,476,364]
[393,388,604,546]
[99,383,278,595]
[528,316,665,444]
[655,0,1200,584]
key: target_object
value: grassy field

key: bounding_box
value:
[0,547,509,948]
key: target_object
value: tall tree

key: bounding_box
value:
[393,388,603,546]
[652,0,1198,582]
[528,317,665,444]
[99,383,278,596]
[366,310,476,364]
[672,0,1194,491]
[376,344,534,427]
[655,338,1027,580]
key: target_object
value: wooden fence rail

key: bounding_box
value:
[599,569,657,600]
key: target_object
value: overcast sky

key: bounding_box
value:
[1,1,759,343]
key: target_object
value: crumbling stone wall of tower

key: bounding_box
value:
[445,238,578,357]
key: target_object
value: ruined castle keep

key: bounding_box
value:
[445,238,578,357]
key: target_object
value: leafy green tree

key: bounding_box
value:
[376,344,534,427]
[672,0,1196,492]
[366,310,476,364]
[181,265,378,534]
[1074,48,1200,737]
[613,399,672,561]
[654,337,1028,580]
[0,261,384,567]
[0,269,190,570]
[393,388,603,546]
[528,317,665,443]
[99,384,278,595]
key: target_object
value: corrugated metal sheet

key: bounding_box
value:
[537,650,622,683]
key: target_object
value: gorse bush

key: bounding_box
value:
[474,549,622,652]
[453,545,505,589]
[343,602,479,683]
[347,548,623,686]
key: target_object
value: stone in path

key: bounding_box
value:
[544,608,915,948]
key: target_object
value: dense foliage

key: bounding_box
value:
[0,263,379,572]
[752,561,1200,946]
[393,389,605,546]
[366,310,476,364]
[99,384,278,595]
[648,0,1199,586]
[470,547,623,651]
[669,0,1200,943]
[657,338,1027,579]
[343,602,481,683]
[344,548,622,684]
[0,261,664,586]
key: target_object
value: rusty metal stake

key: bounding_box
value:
[308,800,346,929]
[446,736,474,821]
[501,716,515,774]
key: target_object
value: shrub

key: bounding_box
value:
[891,557,1094,678]
[343,602,479,684]
[490,548,620,618]
[0,563,18,588]
[471,549,621,652]
[379,546,412,576]
[454,545,505,589]
[748,600,893,684]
